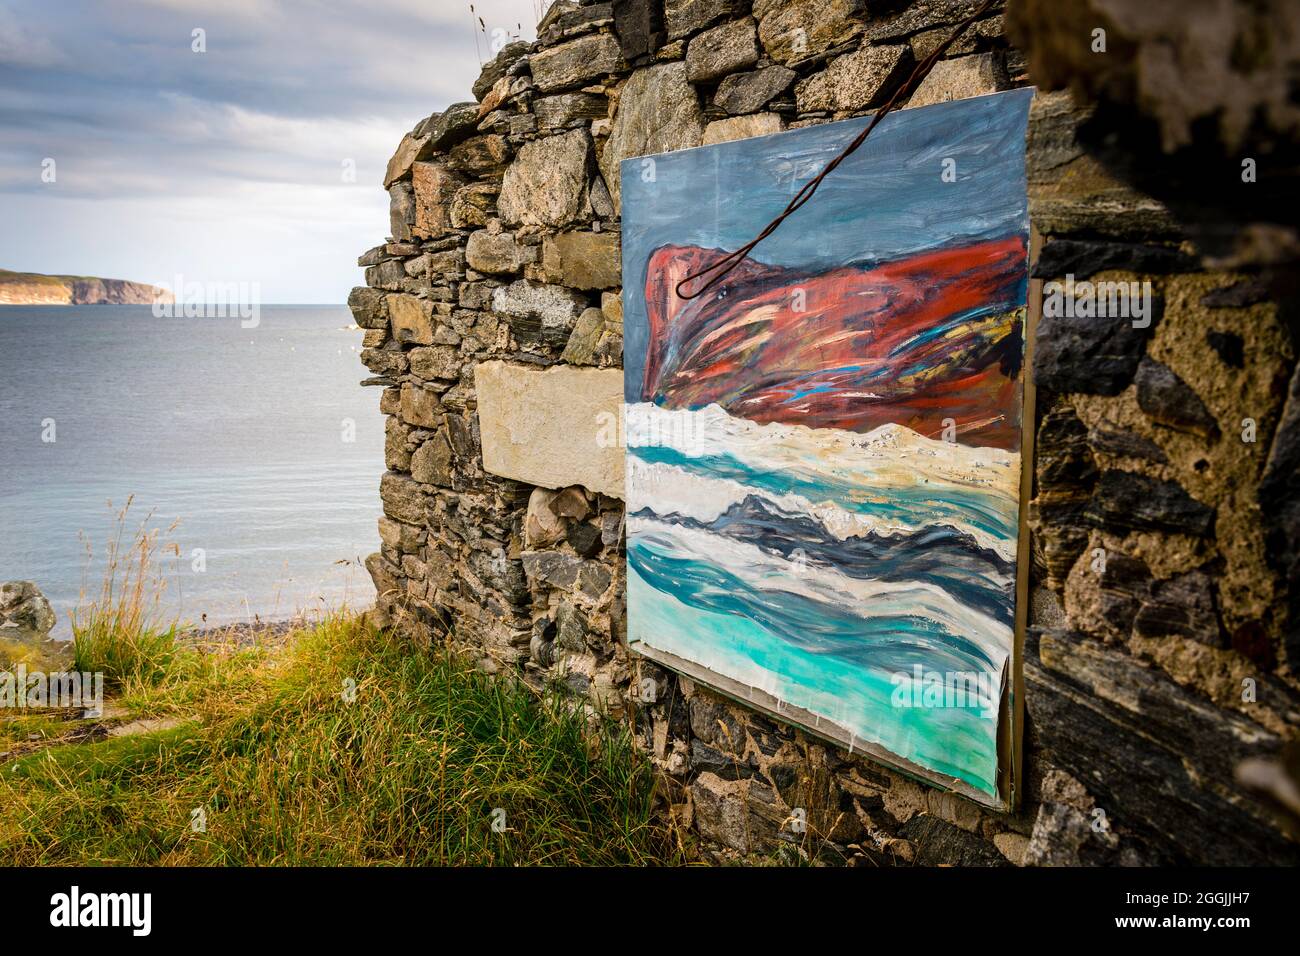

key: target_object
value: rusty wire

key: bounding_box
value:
[674,0,1000,301]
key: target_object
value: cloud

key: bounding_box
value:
[0,0,545,300]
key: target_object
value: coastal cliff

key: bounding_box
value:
[0,269,173,305]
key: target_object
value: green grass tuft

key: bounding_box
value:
[0,615,674,866]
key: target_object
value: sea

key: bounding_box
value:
[0,305,385,637]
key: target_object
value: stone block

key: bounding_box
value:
[539,231,622,289]
[684,17,759,84]
[753,0,866,65]
[600,61,706,211]
[702,112,783,145]
[795,44,908,113]
[908,52,1008,109]
[498,130,593,228]
[530,32,625,92]
[473,360,625,498]
[387,294,435,346]
[411,161,466,239]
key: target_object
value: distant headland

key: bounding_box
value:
[0,268,173,305]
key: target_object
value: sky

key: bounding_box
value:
[0,0,547,303]
[620,88,1034,398]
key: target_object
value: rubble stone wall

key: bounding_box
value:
[351,0,1300,864]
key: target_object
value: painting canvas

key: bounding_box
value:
[620,89,1034,807]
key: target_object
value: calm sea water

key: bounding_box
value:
[0,305,384,636]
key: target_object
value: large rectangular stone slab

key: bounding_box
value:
[473,360,624,498]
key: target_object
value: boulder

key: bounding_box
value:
[466,229,535,275]
[387,294,435,346]
[599,61,706,211]
[684,17,759,84]
[908,52,1008,109]
[539,231,622,289]
[492,280,590,346]
[472,41,530,101]
[411,161,466,239]
[530,32,625,92]
[714,65,796,114]
[702,112,783,145]
[498,130,593,228]
[795,44,909,113]
[665,0,737,41]
[0,581,56,636]
[753,0,866,65]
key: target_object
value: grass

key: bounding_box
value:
[0,615,674,865]
[70,497,179,688]
[1,501,676,866]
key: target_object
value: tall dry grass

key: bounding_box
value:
[71,496,179,687]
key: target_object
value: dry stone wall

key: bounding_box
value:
[351,0,1300,864]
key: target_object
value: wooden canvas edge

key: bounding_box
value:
[1002,225,1043,813]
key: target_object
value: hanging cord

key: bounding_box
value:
[674,0,999,301]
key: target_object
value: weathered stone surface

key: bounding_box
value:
[795,44,908,113]
[702,112,783,145]
[388,182,415,241]
[534,92,609,129]
[379,471,426,526]
[530,32,625,92]
[901,815,1008,867]
[466,230,535,275]
[360,347,407,378]
[600,61,706,210]
[347,287,388,330]
[1135,357,1219,438]
[1026,628,1299,865]
[498,130,593,228]
[491,280,589,346]
[0,581,56,636]
[560,307,610,366]
[612,0,666,63]
[521,550,612,600]
[411,162,466,239]
[539,2,615,45]
[384,131,431,188]
[473,41,530,101]
[449,182,498,229]
[473,360,624,498]
[907,52,1007,109]
[409,345,461,381]
[691,772,783,854]
[387,294,435,346]
[447,134,511,177]
[685,17,758,84]
[539,231,622,289]
[1034,306,1158,396]
[753,0,866,65]
[378,516,424,554]
[1085,470,1216,538]
[714,65,796,114]
[1025,91,1181,240]
[1088,424,1168,464]
[399,383,442,429]
[665,0,735,40]
[416,101,480,152]
[1034,239,1197,280]
[525,488,569,548]
[411,433,455,487]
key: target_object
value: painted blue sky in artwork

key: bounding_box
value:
[619,88,1034,399]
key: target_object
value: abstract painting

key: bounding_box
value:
[621,89,1033,806]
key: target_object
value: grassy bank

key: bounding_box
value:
[0,614,674,865]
